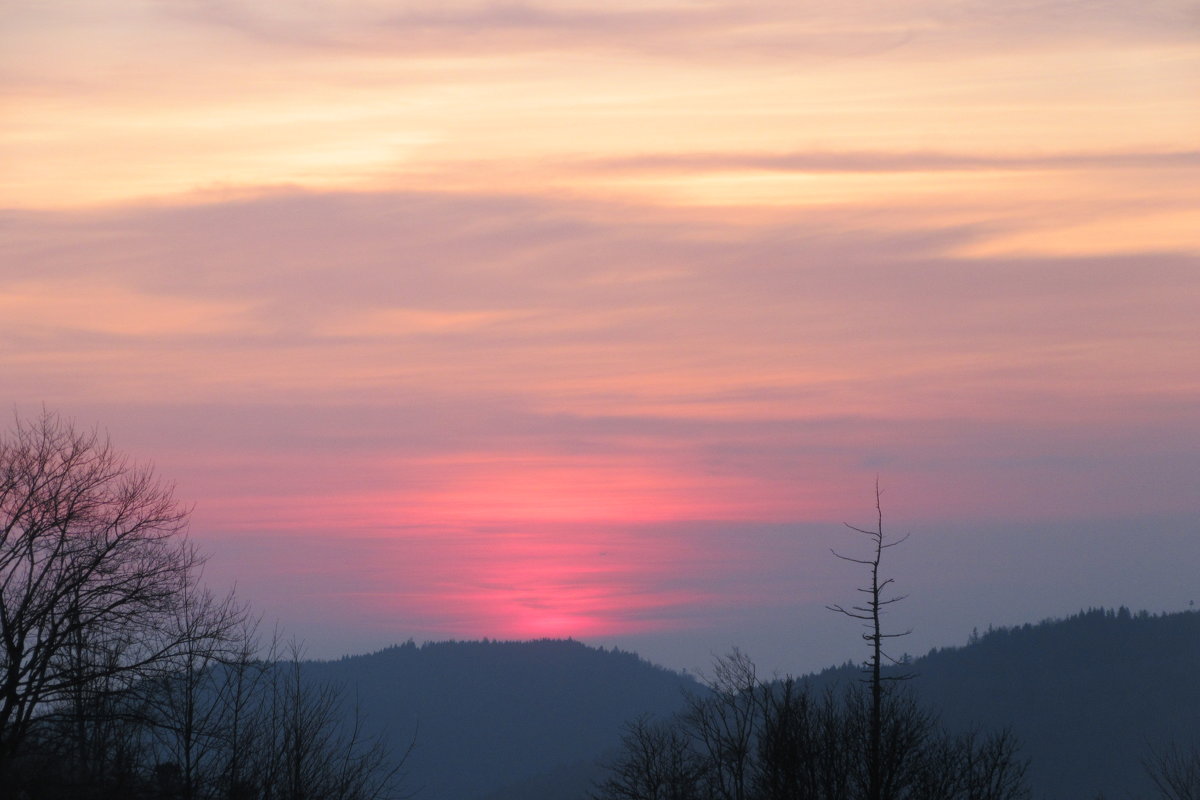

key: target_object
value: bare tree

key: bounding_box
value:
[753,678,856,800]
[593,714,700,800]
[685,649,760,800]
[1,412,411,798]
[595,652,1028,800]
[824,482,1027,800]
[0,410,240,777]
[140,585,250,800]
[828,480,912,800]
[1145,742,1200,800]
[954,728,1029,800]
[211,618,278,800]
[251,642,409,800]
[598,483,1029,800]
[139,629,410,800]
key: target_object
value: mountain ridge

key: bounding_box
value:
[303,608,1200,800]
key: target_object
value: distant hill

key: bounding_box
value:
[809,608,1200,799]
[302,609,1200,800]
[299,639,698,800]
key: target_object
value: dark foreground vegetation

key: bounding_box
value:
[595,649,1028,800]
[0,412,406,799]
[596,485,1030,800]
[830,608,1200,800]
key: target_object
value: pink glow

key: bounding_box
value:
[2,1,1198,670]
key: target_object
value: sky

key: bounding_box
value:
[2,0,1198,675]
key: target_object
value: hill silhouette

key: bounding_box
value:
[299,638,698,800]
[300,609,1200,800]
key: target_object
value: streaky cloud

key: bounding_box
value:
[587,149,1200,174]
[153,0,1200,59]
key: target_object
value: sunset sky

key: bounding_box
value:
[3,0,1198,673]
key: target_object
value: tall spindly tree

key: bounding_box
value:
[596,483,1029,800]
[828,480,912,800]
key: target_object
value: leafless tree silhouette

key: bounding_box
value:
[1,411,411,799]
[828,479,912,800]
[0,410,241,774]
[596,483,1029,800]
[1145,742,1200,800]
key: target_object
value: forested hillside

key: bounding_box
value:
[302,609,1200,800]
[809,608,1200,799]
[300,639,698,800]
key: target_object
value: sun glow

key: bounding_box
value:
[6,0,1198,657]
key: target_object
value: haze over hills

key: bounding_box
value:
[299,639,699,800]
[302,609,1200,800]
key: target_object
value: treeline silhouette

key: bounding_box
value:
[807,608,1200,799]
[594,649,1028,800]
[0,412,406,799]
[290,614,1200,800]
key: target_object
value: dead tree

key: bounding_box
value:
[594,481,1032,800]
[827,480,912,800]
